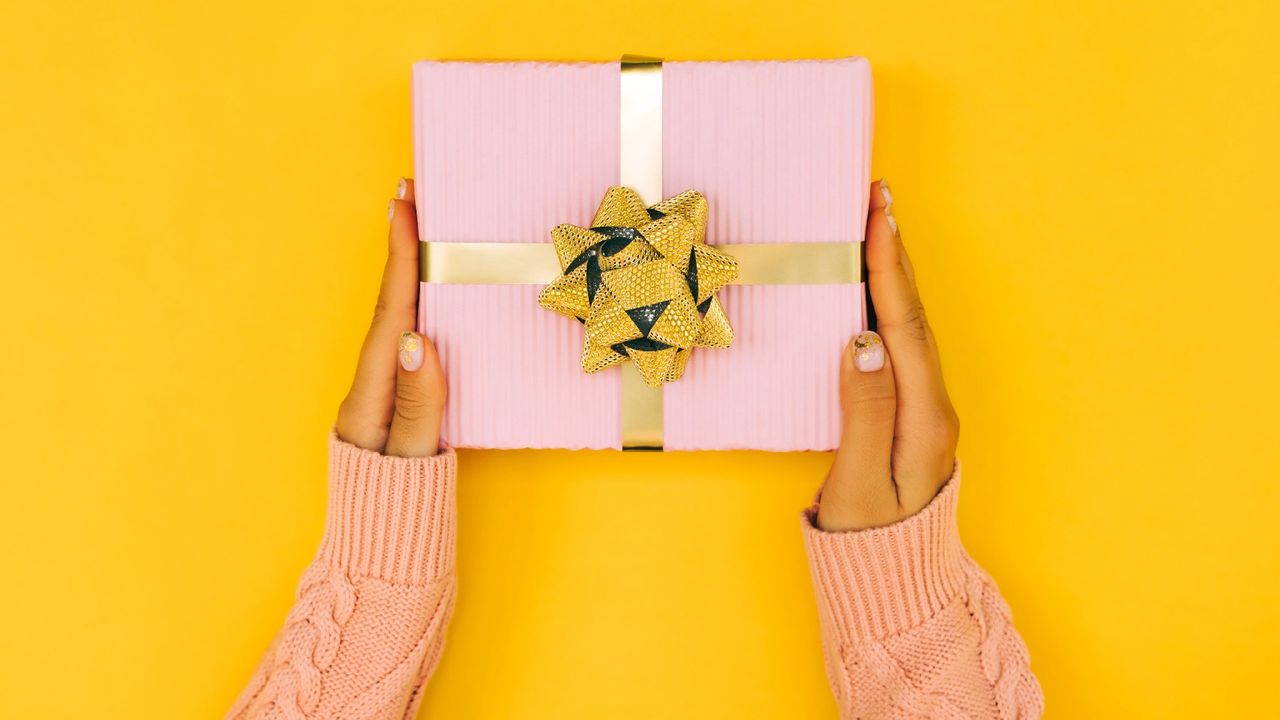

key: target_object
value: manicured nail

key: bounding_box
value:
[388,199,396,222]
[879,180,898,236]
[852,331,885,372]
[399,331,424,371]
[396,177,408,199]
[884,206,899,235]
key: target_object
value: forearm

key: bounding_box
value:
[228,434,458,720]
[802,465,1043,719]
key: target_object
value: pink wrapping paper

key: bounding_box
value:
[414,58,872,451]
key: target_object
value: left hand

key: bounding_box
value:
[817,180,960,531]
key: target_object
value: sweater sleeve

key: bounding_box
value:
[228,434,458,720]
[801,465,1044,719]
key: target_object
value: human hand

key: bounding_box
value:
[335,179,446,458]
[817,181,960,531]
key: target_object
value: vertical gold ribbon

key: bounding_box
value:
[618,55,666,451]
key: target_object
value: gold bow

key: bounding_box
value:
[537,186,739,388]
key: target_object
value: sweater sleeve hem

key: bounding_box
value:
[316,433,457,587]
[801,461,968,646]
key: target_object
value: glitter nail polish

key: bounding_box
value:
[399,331,424,371]
[853,331,885,372]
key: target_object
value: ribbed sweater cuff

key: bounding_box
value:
[316,434,457,587]
[801,463,968,645]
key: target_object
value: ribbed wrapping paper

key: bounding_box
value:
[413,58,873,450]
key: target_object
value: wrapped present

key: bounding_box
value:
[414,56,872,451]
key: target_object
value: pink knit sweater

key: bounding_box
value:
[229,437,1043,719]
[801,468,1044,718]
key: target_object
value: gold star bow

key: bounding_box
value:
[537,187,739,388]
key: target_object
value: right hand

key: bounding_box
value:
[335,178,446,458]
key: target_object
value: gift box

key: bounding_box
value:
[413,56,872,451]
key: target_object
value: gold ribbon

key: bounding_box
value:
[418,55,863,450]
[620,54,663,207]
[419,241,861,285]
[617,54,666,450]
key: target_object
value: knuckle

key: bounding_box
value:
[392,401,427,425]
[847,382,897,424]
[371,298,415,334]
[925,421,957,452]
[850,379,896,404]
[913,409,960,468]
[930,403,960,448]
[336,395,366,429]
[943,405,961,445]
[394,383,444,423]
[335,398,389,449]
[899,300,931,340]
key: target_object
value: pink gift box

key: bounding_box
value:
[414,58,873,451]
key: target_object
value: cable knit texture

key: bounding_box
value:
[230,438,1041,720]
[228,435,457,720]
[802,466,1045,719]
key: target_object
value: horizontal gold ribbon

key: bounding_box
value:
[418,240,862,285]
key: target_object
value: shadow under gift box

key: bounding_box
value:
[414,58,872,451]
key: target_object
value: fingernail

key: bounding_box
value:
[399,331,424,371]
[879,180,898,235]
[884,206,899,236]
[396,177,408,199]
[852,331,885,372]
[388,199,396,222]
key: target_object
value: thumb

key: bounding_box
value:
[817,331,901,531]
[384,331,447,457]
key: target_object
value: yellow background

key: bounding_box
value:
[1,1,1277,717]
